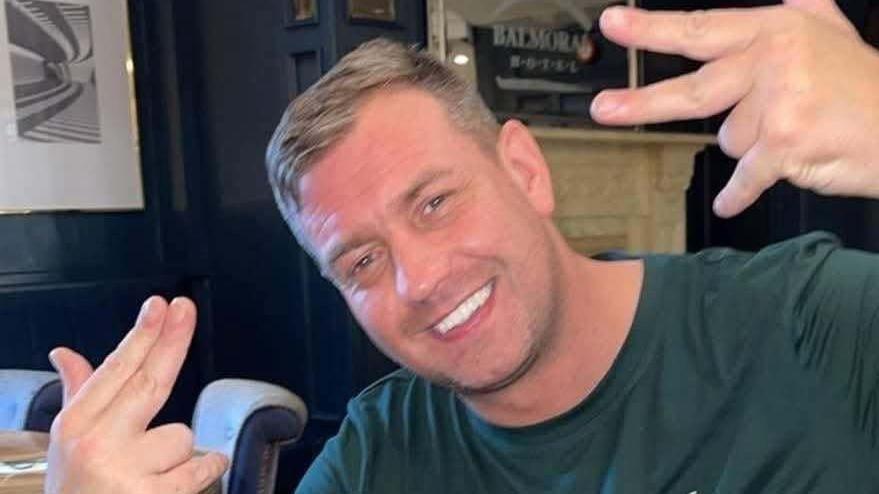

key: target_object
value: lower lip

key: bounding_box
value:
[431,282,496,343]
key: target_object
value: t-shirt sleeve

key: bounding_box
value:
[295,444,347,494]
[782,233,879,447]
[295,401,368,494]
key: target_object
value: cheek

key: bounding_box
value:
[346,290,400,345]
[453,198,511,244]
[468,206,538,259]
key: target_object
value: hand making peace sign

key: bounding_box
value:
[592,0,879,217]
[44,297,228,494]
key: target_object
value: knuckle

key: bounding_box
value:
[102,350,129,376]
[762,111,799,149]
[168,478,188,494]
[50,412,75,440]
[780,69,814,100]
[130,369,158,396]
[772,6,805,32]
[782,159,804,182]
[763,33,795,66]
[66,432,104,465]
[764,17,811,63]
[169,423,195,449]
[682,10,711,40]
[186,462,211,489]
[682,72,710,110]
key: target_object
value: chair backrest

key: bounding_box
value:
[0,369,62,432]
[192,379,308,494]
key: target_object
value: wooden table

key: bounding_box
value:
[0,430,220,494]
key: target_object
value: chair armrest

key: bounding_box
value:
[0,370,61,432]
[192,379,307,494]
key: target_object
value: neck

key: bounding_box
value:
[461,241,644,427]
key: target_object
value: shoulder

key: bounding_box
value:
[636,232,850,359]
[349,368,431,414]
[695,231,841,267]
[346,368,456,431]
[298,370,455,492]
[651,231,844,287]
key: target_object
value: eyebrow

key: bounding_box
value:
[325,232,373,276]
[323,168,455,273]
[394,168,454,212]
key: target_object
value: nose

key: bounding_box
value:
[393,232,451,304]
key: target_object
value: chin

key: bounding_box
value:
[440,348,541,396]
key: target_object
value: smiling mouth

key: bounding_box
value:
[432,281,494,335]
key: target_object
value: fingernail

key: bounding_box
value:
[48,348,61,371]
[196,464,212,484]
[713,194,729,217]
[198,454,226,483]
[601,6,629,29]
[591,94,621,117]
[137,297,159,326]
[169,297,189,324]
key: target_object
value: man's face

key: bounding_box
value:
[295,87,563,394]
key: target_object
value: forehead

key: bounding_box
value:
[295,87,488,254]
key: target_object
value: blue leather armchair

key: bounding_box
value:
[192,379,308,494]
[0,369,62,432]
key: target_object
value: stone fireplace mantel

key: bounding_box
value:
[531,127,716,255]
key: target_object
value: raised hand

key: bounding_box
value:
[44,296,228,494]
[591,0,879,217]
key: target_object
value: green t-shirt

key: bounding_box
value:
[297,233,879,493]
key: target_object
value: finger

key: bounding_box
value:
[591,51,753,125]
[105,297,197,432]
[717,89,762,159]
[784,0,858,34]
[139,423,195,473]
[63,296,168,428]
[599,6,766,61]
[48,347,94,406]
[141,297,196,391]
[155,452,229,494]
[714,142,782,217]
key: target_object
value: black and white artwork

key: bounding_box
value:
[0,0,143,212]
[5,0,100,144]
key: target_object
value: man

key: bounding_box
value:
[44,1,879,492]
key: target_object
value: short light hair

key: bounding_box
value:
[265,38,499,232]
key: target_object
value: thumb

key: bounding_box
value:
[713,143,781,218]
[48,347,94,406]
[783,0,857,34]
[157,452,230,494]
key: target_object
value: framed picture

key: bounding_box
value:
[427,0,638,127]
[287,0,317,25]
[348,0,396,23]
[0,0,143,213]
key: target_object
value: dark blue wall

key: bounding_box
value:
[0,0,213,426]
[1,1,424,490]
[182,1,424,488]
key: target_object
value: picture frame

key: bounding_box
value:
[0,0,144,213]
[348,0,396,24]
[427,0,639,127]
[286,0,318,27]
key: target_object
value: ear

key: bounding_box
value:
[496,119,555,216]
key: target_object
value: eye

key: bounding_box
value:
[350,253,374,276]
[340,247,387,289]
[423,193,447,215]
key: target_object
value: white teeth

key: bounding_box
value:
[433,282,493,335]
